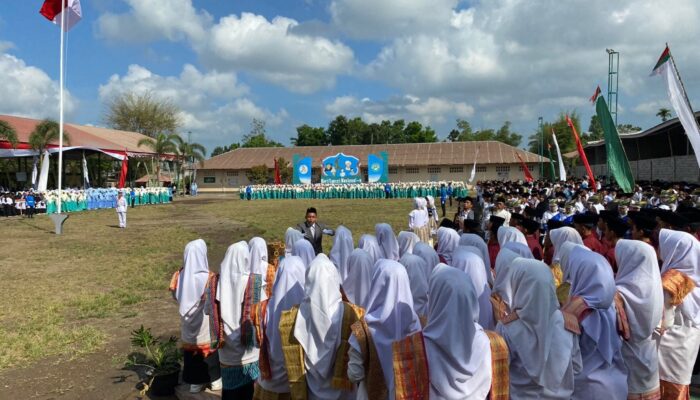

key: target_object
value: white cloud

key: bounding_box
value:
[325,95,473,126]
[0,52,77,119]
[98,64,288,148]
[330,0,458,39]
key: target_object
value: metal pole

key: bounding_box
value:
[538,117,544,179]
[57,2,66,213]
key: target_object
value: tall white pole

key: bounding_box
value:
[57,2,66,214]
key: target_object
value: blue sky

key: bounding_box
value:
[1,0,700,154]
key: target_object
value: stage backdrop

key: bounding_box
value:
[292,154,312,184]
[368,151,389,183]
[321,153,361,183]
[292,151,389,184]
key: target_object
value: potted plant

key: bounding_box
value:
[126,325,181,396]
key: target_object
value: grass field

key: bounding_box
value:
[0,194,415,398]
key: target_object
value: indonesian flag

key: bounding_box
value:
[515,153,534,182]
[566,115,596,190]
[40,0,82,31]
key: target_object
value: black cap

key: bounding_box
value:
[573,213,598,227]
[510,213,525,222]
[628,212,657,232]
[463,219,481,230]
[658,211,689,229]
[489,215,506,226]
[439,218,457,229]
[521,218,540,233]
[547,219,566,230]
[606,218,629,238]
[496,197,506,204]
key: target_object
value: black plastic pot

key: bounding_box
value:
[148,367,180,396]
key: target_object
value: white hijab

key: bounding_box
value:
[364,259,422,393]
[343,248,373,308]
[424,264,491,400]
[413,242,440,277]
[452,247,495,330]
[376,223,400,261]
[615,240,663,340]
[399,254,429,317]
[659,229,700,326]
[292,238,315,270]
[285,227,304,256]
[500,258,574,388]
[358,234,383,265]
[294,254,343,369]
[410,198,429,228]
[493,248,520,308]
[437,227,460,264]
[330,225,354,278]
[460,233,491,268]
[558,242,588,283]
[550,227,583,263]
[266,256,306,370]
[460,244,495,287]
[565,246,620,364]
[218,241,250,339]
[497,226,528,247]
[176,239,210,317]
[398,231,420,257]
[502,241,534,259]
[249,237,269,275]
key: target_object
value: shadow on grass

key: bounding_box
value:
[17,219,53,234]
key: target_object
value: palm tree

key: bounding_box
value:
[656,108,672,122]
[137,132,179,186]
[173,136,206,194]
[0,120,18,148]
[29,119,71,187]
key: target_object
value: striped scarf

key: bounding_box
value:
[240,273,263,349]
[204,272,224,349]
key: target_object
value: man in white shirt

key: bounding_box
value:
[492,196,511,227]
[116,191,127,228]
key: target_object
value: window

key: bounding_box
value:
[495,166,510,173]
[406,167,420,174]
[388,167,398,174]
[476,166,487,173]
[203,177,216,183]
[449,166,464,173]
[427,167,442,174]
[518,165,534,172]
[226,171,239,177]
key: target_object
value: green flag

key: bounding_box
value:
[595,96,635,192]
[546,142,557,181]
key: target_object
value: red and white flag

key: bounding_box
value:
[40,0,82,31]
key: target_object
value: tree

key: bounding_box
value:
[587,115,604,141]
[137,132,180,185]
[448,119,521,146]
[241,119,283,148]
[174,137,206,194]
[292,125,328,146]
[104,91,181,138]
[276,157,293,183]
[211,143,240,157]
[29,119,71,188]
[246,164,270,184]
[327,115,350,145]
[529,112,580,155]
[0,120,18,148]
[617,124,642,134]
[656,108,672,122]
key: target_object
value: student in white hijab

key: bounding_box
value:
[408,197,430,243]
[398,253,429,322]
[424,264,492,399]
[249,237,271,296]
[285,227,304,256]
[436,227,460,264]
[451,247,495,330]
[330,225,354,276]
[343,248,374,308]
[492,248,520,313]
[347,259,422,399]
[502,241,534,259]
[656,229,700,397]
[460,233,491,270]
[459,244,495,287]
[550,227,583,264]
[497,226,528,247]
[496,258,579,399]
[375,223,400,261]
[218,241,266,399]
[173,239,222,393]
[562,246,628,400]
[254,256,306,398]
[358,234,383,265]
[292,238,315,270]
[293,254,353,400]
[397,231,420,257]
[614,240,663,399]
[413,242,440,277]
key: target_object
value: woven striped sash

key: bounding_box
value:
[485,330,510,400]
[392,332,429,400]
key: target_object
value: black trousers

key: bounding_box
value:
[222,382,254,400]
[26,206,34,218]
[182,351,221,385]
[441,202,446,217]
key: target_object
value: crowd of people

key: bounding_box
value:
[0,187,173,217]
[239,181,469,201]
[170,178,700,400]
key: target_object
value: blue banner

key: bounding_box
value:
[368,151,389,183]
[293,154,312,184]
[321,153,361,184]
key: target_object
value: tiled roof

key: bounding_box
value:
[201,141,548,170]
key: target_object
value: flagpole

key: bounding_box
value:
[57,1,66,214]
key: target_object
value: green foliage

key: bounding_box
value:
[529,112,581,156]
[617,124,642,134]
[247,164,270,184]
[242,119,283,148]
[447,119,522,147]
[104,91,181,138]
[656,108,672,122]
[211,143,240,157]
[291,115,438,146]
[29,119,71,152]
[0,120,18,148]
[587,115,604,141]
[276,157,293,183]
[126,325,180,374]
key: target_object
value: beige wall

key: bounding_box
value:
[196,163,543,192]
